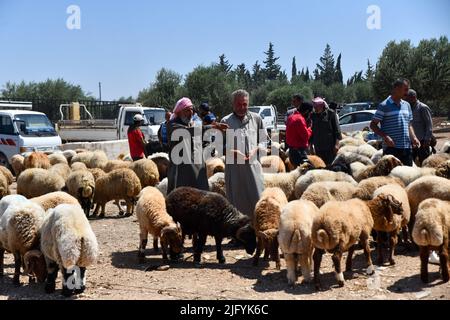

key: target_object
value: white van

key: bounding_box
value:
[0,101,62,168]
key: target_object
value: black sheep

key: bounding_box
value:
[166,187,256,265]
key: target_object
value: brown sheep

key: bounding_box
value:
[354,176,405,200]
[285,155,326,172]
[150,156,170,181]
[0,166,14,185]
[253,187,288,269]
[261,155,286,174]
[412,199,450,283]
[103,160,130,173]
[24,152,51,170]
[31,192,80,211]
[88,168,106,181]
[10,154,25,177]
[355,155,403,182]
[301,181,357,208]
[48,163,72,181]
[205,157,226,178]
[136,187,183,262]
[422,153,450,168]
[0,173,9,199]
[436,160,450,179]
[129,159,159,187]
[17,168,65,198]
[93,168,142,218]
[48,153,68,166]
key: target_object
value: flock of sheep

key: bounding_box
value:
[0,133,449,297]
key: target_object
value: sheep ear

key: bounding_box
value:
[23,250,43,274]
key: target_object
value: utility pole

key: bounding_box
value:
[98,82,102,101]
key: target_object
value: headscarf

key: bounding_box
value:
[171,97,193,120]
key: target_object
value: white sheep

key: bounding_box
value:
[388,166,436,186]
[17,168,65,198]
[156,177,169,197]
[312,199,374,288]
[278,200,319,285]
[48,153,68,166]
[265,163,312,200]
[356,144,378,159]
[0,200,47,284]
[412,199,450,283]
[66,170,96,217]
[294,169,357,199]
[31,192,80,212]
[39,204,99,296]
[300,181,357,208]
[371,149,384,164]
[49,163,72,181]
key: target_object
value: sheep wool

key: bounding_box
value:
[260,156,286,174]
[49,163,72,181]
[0,166,14,185]
[389,166,436,186]
[354,176,405,200]
[17,168,65,199]
[300,181,357,208]
[48,153,68,166]
[10,154,25,177]
[31,192,80,212]
[24,152,51,170]
[129,159,160,188]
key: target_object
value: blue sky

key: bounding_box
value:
[0,0,449,100]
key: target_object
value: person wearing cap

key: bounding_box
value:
[198,102,217,125]
[310,97,342,165]
[405,89,434,166]
[127,114,147,161]
[370,79,420,166]
[286,100,312,166]
[167,97,228,194]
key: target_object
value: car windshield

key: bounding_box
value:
[249,107,261,114]
[144,109,166,125]
[340,104,370,115]
[14,114,56,136]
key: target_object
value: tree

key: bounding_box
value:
[304,68,310,82]
[291,57,298,80]
[235,63,251,90]
[347,71,364,86]
[265,85,313,113]
[334,53,343,84]
[365,59,375,82]
[316,44,336,86]
[218,54,233,74]
[251,60,265,88]
[137,68,182,107]
[263,42,281,80]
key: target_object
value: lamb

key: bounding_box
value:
[354,176,405,200]
[0,173,9,200]
[148,153,170,181]
[278,200,319,285]
[129,159,160,188]
[422,153,450,168]
[0,166,14,185]
[166,187,256,265]
[156,177,169,197]
[93,168,142,218]
[17,168,65,198]
[388,166,436,186]
[208,172,226,197]
[354,155,403,182]
[312,199,374,289]
[412,199,450,283]
[49,163,72,181]
[136,187,183,262]
[300,181,357,208]
[435,160,450,179]
[31,192,80,211]
[253,188,288,269]
[205,157,226,178]
[406,176,450,237]
[294,169,357,199]
[103,160,130,173]
[71,162,88,171]
[66,170,96,216]
[39,204,99,296]
[370,184,411,265]
[24,152,51,170]
[48,153,68,166]
[0,200,47,285]
[264,163,312,200]
[10,154,25,177]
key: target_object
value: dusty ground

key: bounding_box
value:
[1,134,449,301]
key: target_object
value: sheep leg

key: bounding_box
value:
[214,236,225,264]
[138,234,148,263]
[419,246,429,283]
[376,232,384,265]
[45,261,59,294]
[115,200,124,215]
[0,248,4,277]
[13,252,21,286]
[401,226,410,245]
[345,245,356,273]
[263,246,270,261]
[362,233,374,275]
[313,248,324,290]
[299,252,312,283]
[153,237,159,252]
[252,237,263,266]
[273,238,281,270]
[93,203,100,216]
[125,199,133,217]
[99,204,106,218]
[193,233,207,265]
[74,267,86,294]
[439,236,449,283]
[332,248,344,287]
[61,267,75,297]
[285,253,297,286]
[388,232,398,265]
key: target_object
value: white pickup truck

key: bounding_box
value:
[248,105,286,136]
[57,103,166,143]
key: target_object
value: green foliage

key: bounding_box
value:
[291,57,297,80]
[263,42,282,81]
[137,68,182,108]
[334,54,343,84]
[265,85,313,113]
[316,44,336,86]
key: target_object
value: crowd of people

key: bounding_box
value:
[127,78,435,222]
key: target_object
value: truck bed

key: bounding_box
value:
[57,120,118,142]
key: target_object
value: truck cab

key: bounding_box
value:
[248,105,286,138]
[0,101,62,167]
[116,104,166,141]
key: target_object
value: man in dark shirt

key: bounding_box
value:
[310,97,342,165]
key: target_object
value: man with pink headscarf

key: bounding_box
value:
[166,97,228,194]
[310,97,342,165]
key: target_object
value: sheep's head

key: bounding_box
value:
[161,224,183,259]
[78,187,94,217]
[23,250,47,283]
[256,229,279,243]
[236,224,256,255]
[436,161,450,179]
[299,162,314,175]
[379,155,403,174]
[376,194,404,222]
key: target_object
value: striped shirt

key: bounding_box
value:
[373,96,413,149]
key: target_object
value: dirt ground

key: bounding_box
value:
[1,134,449,301]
